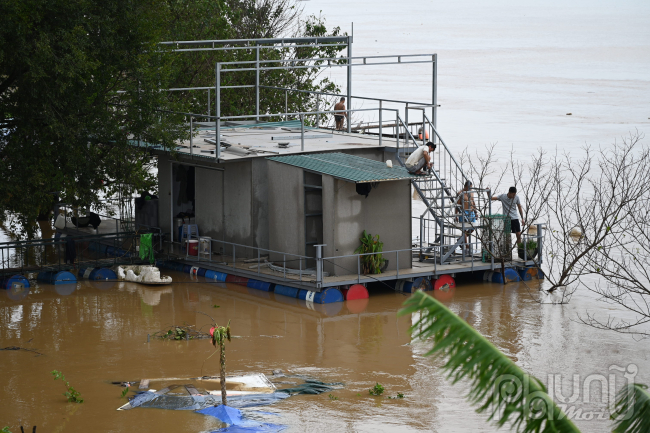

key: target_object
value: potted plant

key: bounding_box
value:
[354,230,386,274]
[517,240,538,260]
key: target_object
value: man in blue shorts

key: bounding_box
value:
[456,180,477,252]
[490,186,525,244]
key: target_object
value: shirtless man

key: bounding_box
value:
[456,180,477,252]
[490,186,525,244]
[334,97,347,131]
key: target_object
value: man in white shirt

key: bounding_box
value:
[490,186,525,244]
[405,142,436,175]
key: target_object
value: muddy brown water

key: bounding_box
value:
[1,270,648,432]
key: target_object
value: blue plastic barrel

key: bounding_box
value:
[483,268,521,283]
[1,275,31,291]
[37,271,77,285]
[197,268,207,277]
[204,270,227,282]
[395,280,415,293]
[182,264,192,274]
[274,285,300,298]
[298,288,344,304]
[247,279,274,292]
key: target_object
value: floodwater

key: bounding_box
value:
[3,0,650,431]
[1,271,649,432]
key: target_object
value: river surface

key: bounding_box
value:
[2,0,650,432]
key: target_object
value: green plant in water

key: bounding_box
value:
[328,394,338,401]
[354,230,385,274]
[120,387,129,399]
[1,427,12,433]
[397,393,404,399]
[369,383,384,396]
[210,320,232,406]
[52,370,84,403]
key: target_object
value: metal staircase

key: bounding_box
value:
[394,113,481,265]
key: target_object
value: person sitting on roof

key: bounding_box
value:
[405,142,436,175]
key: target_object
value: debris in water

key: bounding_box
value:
[153,323,211,340]
[117,265,171,285]
[0,346,44,356]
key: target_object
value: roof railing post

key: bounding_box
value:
[379,101,383,146]
[255,44,260,122]
[300,114,305,151]
[215,62,221,161]
[190,117,193,160]
[285,90,288,122]
[346,36,352,134]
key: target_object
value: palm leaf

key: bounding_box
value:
[398,291,580,433]
[611,384,650,433]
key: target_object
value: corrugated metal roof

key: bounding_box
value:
[267,152,417,183]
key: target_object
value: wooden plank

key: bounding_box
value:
[139,379,150,390]
[185,385,200,396]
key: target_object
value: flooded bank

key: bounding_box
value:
[1,270,648,432]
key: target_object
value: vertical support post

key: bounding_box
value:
[537,223,543,264]
[357,255,361,284]
[396,250,399,278]
[315,244,325,288]
[396,111,399,151]
[432,54,437,143]
[207,89,210,116]
[215,63,221,161]
[316,94,320,128]
[346,35,352,134]
[405,103,409,147]
[285,90,288,121]
[300,114,305,151]
[379,100,383,146]
[257,248,261,274]
[283,254,286,280]
[189,117,193,160]
[255,44,260,122]
[170,161,174,243]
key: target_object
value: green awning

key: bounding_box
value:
[267,152,417,183]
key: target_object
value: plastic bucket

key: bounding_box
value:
[188,240,199,256]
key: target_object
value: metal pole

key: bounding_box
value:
[190,117,193,159]
[432,54,437,142]
[537,223,543,264]
[315,244,325,288]
[285,90,288,121]
[396,112,399,151]
[379,100,383,146]
[405,102,409,145]
[316,94,320,128]
[255,44,260,121]
[346,35,352,134]
[215,63,221,160]
[396,250,399,278]
[300,114,305,151]
[207,89,210,116]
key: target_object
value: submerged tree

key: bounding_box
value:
[210,320,232,406]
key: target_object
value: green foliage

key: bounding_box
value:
[369,383,384,396]
[213,305,220,308]
[398,291,579,433]
[51,370,84,403]
[120,387,129,399]
[397,393,404,399]
[0,0,346,237]
[611,383,650,433]
[328,394,338,401]
[354,230,385,274]
[1,427,11,433]
[0,0,186,235]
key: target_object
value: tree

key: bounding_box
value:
[0,0,186,236]
[0,0,346,237]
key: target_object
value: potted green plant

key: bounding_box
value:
[517,240,538,260]
[354,230,386,274]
